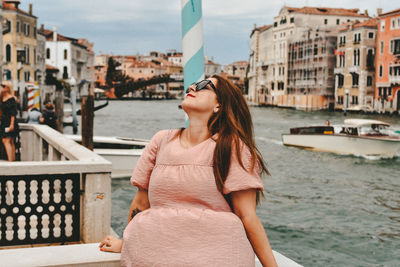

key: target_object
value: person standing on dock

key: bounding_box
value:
[0,84,19,161]
[26,107,42,124]
[40,103,58,130]
[100,75,278,267]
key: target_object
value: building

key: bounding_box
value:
[2,1,38,92]
[204,57,221,78]
[287,28,338,110]
[35,25,46,85]
[43,28,95,95]
[334,18,377,112]
[223,61,248,80]
[248,6,370,106]
[375,8,400,113]
[248,25,273,105]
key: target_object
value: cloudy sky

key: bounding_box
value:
[23,0,398,65]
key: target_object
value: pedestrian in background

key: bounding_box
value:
[0,84,19,161]
[26,107,42,124]
[40,103,57,129]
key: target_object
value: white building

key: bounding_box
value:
[248,6,371,106]
[204,57,221,78]
[43,27,94,95]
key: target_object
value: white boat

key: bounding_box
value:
[65,135,148,178]
[282,119,400,157]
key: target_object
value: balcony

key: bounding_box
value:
[334,67,344,74]
[390,76,400,85]
[348,66,360,73]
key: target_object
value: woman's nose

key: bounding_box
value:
[187,86,195,93]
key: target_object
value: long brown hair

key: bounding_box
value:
[209,75,269,204]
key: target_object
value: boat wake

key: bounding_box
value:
[256,136,283,146]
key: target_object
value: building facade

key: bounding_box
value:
[287,28,337,110]
[248,6,370,107]
[334,19,377,111]
[2,1,38,92]
[375,9,400,113]
[43,28,94,95]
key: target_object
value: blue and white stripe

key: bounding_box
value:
[181,0,205,91]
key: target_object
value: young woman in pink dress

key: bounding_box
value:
[100,75,278,267]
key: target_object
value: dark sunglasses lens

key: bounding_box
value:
[196,80,210,91]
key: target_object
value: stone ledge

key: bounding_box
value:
[0,243,302,267]
[0,243,120,267]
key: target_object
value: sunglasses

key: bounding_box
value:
[185,80,217,94]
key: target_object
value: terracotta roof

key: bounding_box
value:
[339,18,378,32]
[379,8,400,18]
[2,1,37,18]
[285,6,369,18]
[129,61,163,69]
[251,25,272,37]
[43,29,92,50]
[46,65,59,71]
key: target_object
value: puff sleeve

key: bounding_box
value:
[130,130,167,190]
[223,144,264,194]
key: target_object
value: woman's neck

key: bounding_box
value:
[2,93,12,101]
[183,118,210,147]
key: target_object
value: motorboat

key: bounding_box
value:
[65,134,148,178]
[282,119,400,157]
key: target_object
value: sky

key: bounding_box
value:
[22,0,399,66]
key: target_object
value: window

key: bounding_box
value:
[16,21,20,33]
[368,32,374,39]
[34,27,37,38]
[290,17,294,23]
[34,48,36,64]
[367,76,373,86]
[366,49,374,68]
[5,70,11,80]
[25,45,30,65]
[64,49,68,60]
[389,87,392,96]
[314,44,318,55]
[395,40,400,55]
[336,19,340,25]
[381,20,385,31]
[324,19,328,25]
[274,22,278,27]
[24,71,30,82]
[391,18,396,29]
[338,74,344,87]
[271,82,275,90]
[352,73,359,87]
[6,44,11,62]
[46,48,50,59]
[379,65,383,77]
[63,66,68,79]
[380,41,384,54]
[390,40,394,53]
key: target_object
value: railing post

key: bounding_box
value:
[81,173,111,243]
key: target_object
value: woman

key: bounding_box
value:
[0,84,18,161]
[100,75,278,267]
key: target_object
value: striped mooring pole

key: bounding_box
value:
[181,0,205,91]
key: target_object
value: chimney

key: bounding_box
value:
[254,23,256,29]
[53,26,57,42]
[29,3,32,15]
[364,9,368,16]
[40,24,44,32]
[377,8,382,16]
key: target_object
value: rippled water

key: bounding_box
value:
[65,100,400,267]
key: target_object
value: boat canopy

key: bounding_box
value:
[344,119,390,127]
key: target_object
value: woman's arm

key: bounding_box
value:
[231,189,278,267]
[128,187,150,223]
[100,187,150,253]
[9,116,15,132]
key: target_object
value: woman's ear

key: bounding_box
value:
[213,105,220,113]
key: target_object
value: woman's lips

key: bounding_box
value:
[187,93,195,98]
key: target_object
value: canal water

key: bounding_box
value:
[66,100,400,267]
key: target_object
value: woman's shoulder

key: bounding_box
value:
[2,96,16,103]
[150,128,181,144]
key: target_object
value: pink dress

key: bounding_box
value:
[121,129,264,266]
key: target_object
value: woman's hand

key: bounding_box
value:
[99,235,123,253]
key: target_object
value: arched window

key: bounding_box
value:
[63,66,68,79]
[6,44,11,62]
[46,48,50,59]
[64,49,68,60]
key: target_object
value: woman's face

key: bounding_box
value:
[181,78,219,117]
